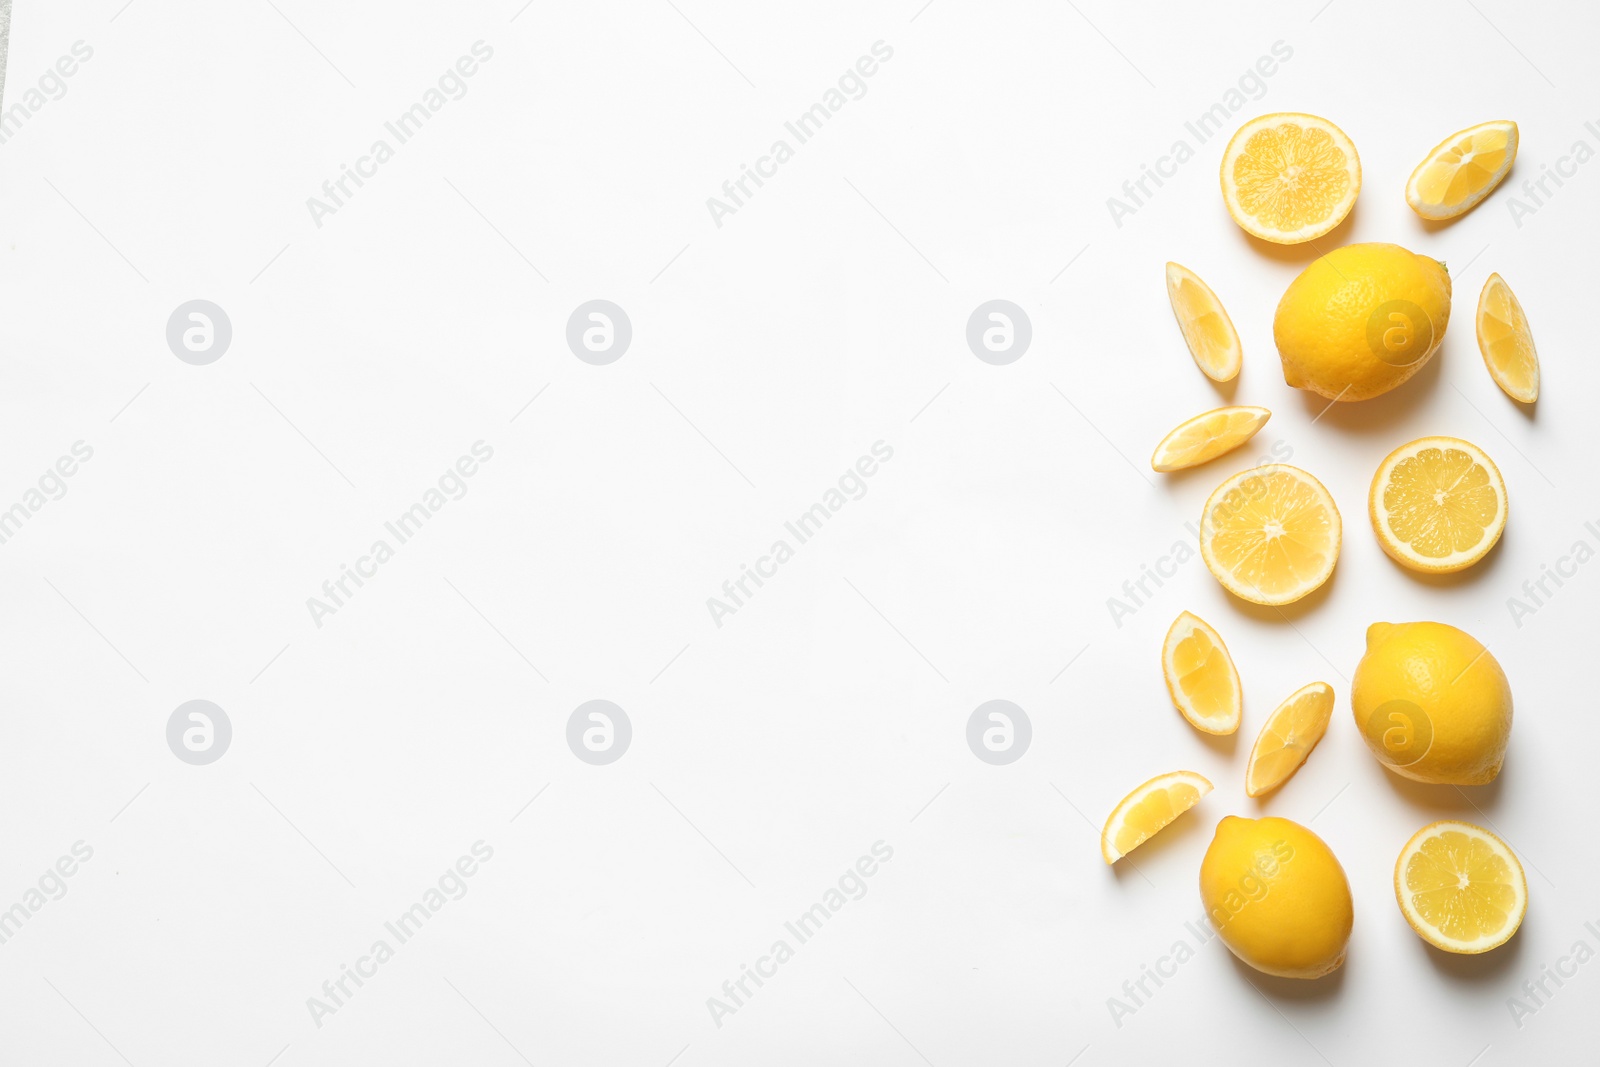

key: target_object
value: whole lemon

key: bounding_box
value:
[1352,622,1512,784]
[1199,816,1352,979]
[1274,242,1451,400]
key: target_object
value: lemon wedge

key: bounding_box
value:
[1166,263,1242,382]
[1245,682,1335,797]
[1161,611,1242,735]
[1406,120,1518,220]
[1477,273,1540,403]
[1101,770,1212,865]
[1151,406,1271,472]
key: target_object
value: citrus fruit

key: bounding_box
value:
[1101,771,1212,865]
[1477,272,1540,403]
[1406,120,1518,220]
[1220,113,1360,244]
[1151,406,1271,472]
[1274,242,1451,401]
[1352,622,1512,785]
[1369,436,1507,573]
[1245,681,1335,798]
[1166,263,1242,382]
[1199,464,1340,606]
[1161,612,1242,735]
[1199,816,1353,978]
[1395,820,1527,953]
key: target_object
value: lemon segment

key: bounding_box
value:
[1166,263,1242,382]
[1200,464,1341,606]
[1245,682,1335,797]
[1221,113,1361,244]
[1151,406,1271,472]
[1370,436,1506,574]
[1101,770,1212,865]
[1406,120,1518,220]
[1395,821,1527,953]
[1161,611,1242,735]
[1477,273,1540,403]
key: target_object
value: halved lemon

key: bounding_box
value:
[1161,611,1242,735]
[1101,770,1212,865]
[1221,113,1361,244]
[1166,263,1242,382]
[1245,681,1334,797]
[1200,464,1341,605]
[1395,820,1527,954]
[1369,436,1506,574]
[1151,406,1271,472]
[1406,120,1518,221]
[1477,273,1540,403]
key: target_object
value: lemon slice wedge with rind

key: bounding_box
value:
[1476,273,1539,403]
[1101,770,1212,865]
[1406,120,1518,221]
[1166,262,1242,382]
[1151,406,1271,473]
[1245,681,1335,797]
[1161,611,1242,735]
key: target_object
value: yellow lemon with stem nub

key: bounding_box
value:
[1352,622,1512,785]
[1274,242,1451,401]
[1199,816,1353,979]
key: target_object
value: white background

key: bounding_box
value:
[2,0,1596,1063]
